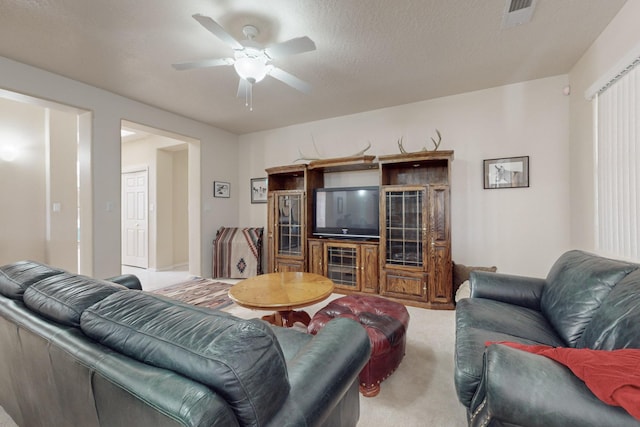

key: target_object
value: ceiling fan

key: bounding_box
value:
[172,14,316,110]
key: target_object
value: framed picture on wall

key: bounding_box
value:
[251,177,268,203]
[483,156,529,189]
[214,181,230,198]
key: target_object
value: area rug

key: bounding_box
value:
[152,278,235,310]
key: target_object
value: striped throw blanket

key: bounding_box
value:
[212,227,263,278]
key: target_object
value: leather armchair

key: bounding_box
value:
[455,250,640,426]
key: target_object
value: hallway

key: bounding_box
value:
[120,265,193,291]
[120,266,240,291]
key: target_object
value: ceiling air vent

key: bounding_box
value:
[502,0,537,29]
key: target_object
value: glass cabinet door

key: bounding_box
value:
[384,188,425,267]
[326,244,358,289]
[276,193,303,256]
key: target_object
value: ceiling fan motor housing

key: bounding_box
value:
[242,25,259,40]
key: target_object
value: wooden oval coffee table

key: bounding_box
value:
[228,272,335,327]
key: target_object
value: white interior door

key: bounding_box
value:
[122,170,148,268]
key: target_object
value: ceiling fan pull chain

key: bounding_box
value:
[245,81,249,108]
[243,80,253,111]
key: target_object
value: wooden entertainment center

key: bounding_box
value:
[265,151,453,309]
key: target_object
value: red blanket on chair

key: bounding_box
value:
[489,341,640,420]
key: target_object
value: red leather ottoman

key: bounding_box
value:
[307,295,410,397]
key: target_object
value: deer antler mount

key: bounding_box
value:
[397,129,442,154]
[294,135,372,163]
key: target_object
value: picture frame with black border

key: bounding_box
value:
[251,177,268,203]
[483,156,529,189]
[214,181,230,198]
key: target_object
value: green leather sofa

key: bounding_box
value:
[454,250,640,426]
[0,260,371,427]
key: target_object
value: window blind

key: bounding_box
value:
[596,62,640,260]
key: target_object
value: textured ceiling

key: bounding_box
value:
[0,0,628,134]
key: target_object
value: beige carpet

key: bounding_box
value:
[225,295,468,426]
[0,295,467,427]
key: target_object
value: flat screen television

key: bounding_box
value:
[313,186,380,238]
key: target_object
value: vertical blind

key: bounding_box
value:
[596,62,640,260]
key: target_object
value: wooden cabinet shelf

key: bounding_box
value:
[379,152,453,309]
[308,155,378,172]
[268,190,306,272]
[308,239,379,293]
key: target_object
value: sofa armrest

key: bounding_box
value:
[470,271,545,311]
[469,344,638,427]
[267,317,371,427]
[106,274,142,290]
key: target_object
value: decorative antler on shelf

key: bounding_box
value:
[293,135,372,162]
[351,140,372,157]
[397,129,442,154]
[430,129,442,151]
[397,137,408,154]
[293,134,323,162]
[294,149,320,162]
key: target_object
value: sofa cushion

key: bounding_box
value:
[541,250,637,347]
[579,269,640,350]
[0,260,65,300]
[80,290,289,427]
[23,273,126,327]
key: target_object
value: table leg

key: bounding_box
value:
[261,312,282,326]
[261,310,311,328]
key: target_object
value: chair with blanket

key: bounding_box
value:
[212,227,263,279]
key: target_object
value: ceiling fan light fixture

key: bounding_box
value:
[233,49,268,84]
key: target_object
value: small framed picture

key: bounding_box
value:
[483,156,529,189]
[214,181,230,198]
[250,177,268,204]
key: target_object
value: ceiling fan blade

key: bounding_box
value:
[265,36,316,59]
[237,78,250,98]
[268,66,312,94]
[172,57,234,71]
[192,14,244,50]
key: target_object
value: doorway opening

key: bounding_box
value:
[120,120,201,279]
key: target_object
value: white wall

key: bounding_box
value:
[1,56,238,278]
[156,148,174,269]
[239,75,572,277]
[0,97,46,264]
[46,109,79,271]
[0,100,78,270]
[172,149,189,265]
[568,1,640,254]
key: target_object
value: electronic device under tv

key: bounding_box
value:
[313,186,380,239]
